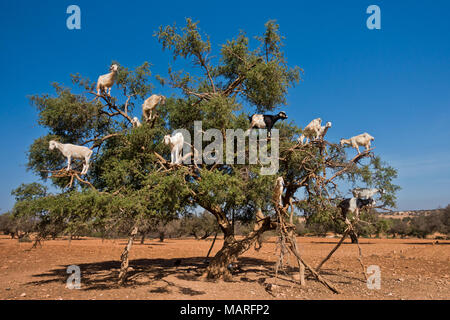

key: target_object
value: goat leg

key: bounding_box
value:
[66,156,71,171]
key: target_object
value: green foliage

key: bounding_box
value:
[440,205,450,234]
[11,183,47,202]
[27,135,68,182]
[375,218,393,236]
[156,18,211,62]
[407,211,446,238]
[0,211,37,238]
[29,83,109,142]
[156,18,300,113]
[356,156,401,208]
[115,62,153,100]
[388,218,410,237]
[384,207,450,239]
[0,212,15,236]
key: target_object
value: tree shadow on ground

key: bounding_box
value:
[27,256,272,295]
[403,242,450,245]
[316,269,366,284]
[28,257,206,293]
[27,255,353,295]
[311,241,375,245]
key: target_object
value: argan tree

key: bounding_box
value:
[15,18,399,284]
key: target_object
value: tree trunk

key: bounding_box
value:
[285,235,339,294]
[206,235,235,280]
[206,235,252,280]
[140,233,146,244]
[287,228,305,286]
[288,197,305,285]
[118,225,138,285]
[205,232,218,260]
[206,209,274,280]
[349,230,359,244]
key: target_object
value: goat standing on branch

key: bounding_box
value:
[96,64,119,96]
[340,133,374,154]
[318,121,332,139]
[49,140,93,175]
[245,111,288,137]
[142,94,166,122]
[131,117,142,128]
[338,197,376,225]
[164,132,184,164]
[298,118,332,145]
[352,188,383,199]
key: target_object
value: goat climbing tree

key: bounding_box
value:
[14,18,399,288]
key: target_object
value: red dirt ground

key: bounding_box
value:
[0,235,449,300]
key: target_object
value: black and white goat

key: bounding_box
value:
[338,197,376,225]
[245,111,288,137]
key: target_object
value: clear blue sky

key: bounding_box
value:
[0,0,449,211]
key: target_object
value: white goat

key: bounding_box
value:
[318,121,332,139]
[49,140,93,175]
[131,117,142,128]
[340,133,374,154]
[163,132,184,164]
[96,64,119,96]
[142,94,166,122]
[273,176,285,207]
[298,118,332,145]
[352,188,383,199]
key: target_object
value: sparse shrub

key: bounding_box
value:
[388,218,410,238]
[180,211,219,239]
[294,218,308,236]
